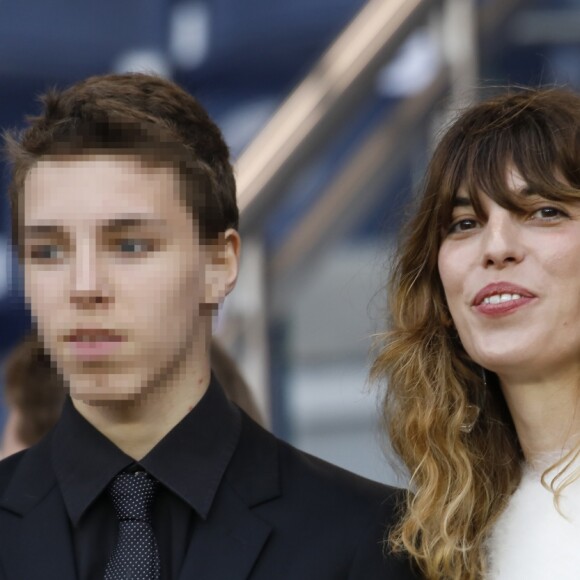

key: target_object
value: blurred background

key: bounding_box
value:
[0,0,579,485]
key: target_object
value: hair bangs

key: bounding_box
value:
[461,131,529,219]
[441,110,580,231]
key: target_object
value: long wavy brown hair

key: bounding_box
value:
[372,87,580,579]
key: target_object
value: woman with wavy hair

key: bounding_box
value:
[373,88,580,579]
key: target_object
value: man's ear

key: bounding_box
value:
[203,228,241,305]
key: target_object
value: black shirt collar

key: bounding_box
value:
[52,375,241,526]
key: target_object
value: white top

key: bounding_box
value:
[486,460,580,579]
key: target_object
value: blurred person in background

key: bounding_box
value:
[0,72,416,579]
[373,87,580,579]
[0,335,263,459]
[1,334,65,458]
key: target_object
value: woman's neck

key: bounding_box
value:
[499,367,580,462]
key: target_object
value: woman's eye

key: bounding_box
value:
[448,218,479,234]
[530,206,567,221]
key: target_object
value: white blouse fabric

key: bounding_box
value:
[486,461,580,579]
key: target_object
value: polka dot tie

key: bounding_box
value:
[104,471,161,580]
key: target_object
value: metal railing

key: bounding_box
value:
[223,0,525,427]
[236,0,436,228]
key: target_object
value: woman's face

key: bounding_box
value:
[438,168,580,384]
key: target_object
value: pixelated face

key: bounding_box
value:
[22,154,237,402]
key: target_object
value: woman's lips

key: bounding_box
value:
[474,295,536,316]
[472,283,536,316]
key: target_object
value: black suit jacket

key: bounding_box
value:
[0,402,417,579]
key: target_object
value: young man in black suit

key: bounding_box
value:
[0,73,416,579]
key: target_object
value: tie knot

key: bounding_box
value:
[108,471,158,522]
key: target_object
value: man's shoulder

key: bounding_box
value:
[279,435,399,497]
[226,411,417,579]
[232,410,406,518]
[276,429,405,521]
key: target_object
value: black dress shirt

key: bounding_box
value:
[51,376,241,580]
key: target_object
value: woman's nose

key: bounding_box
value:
[480,212,525,269]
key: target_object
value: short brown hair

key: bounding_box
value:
[4,73,238,249]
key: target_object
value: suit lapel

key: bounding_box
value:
[178,414,281,580]
[0,436,78,579]
[178,484,272,580]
